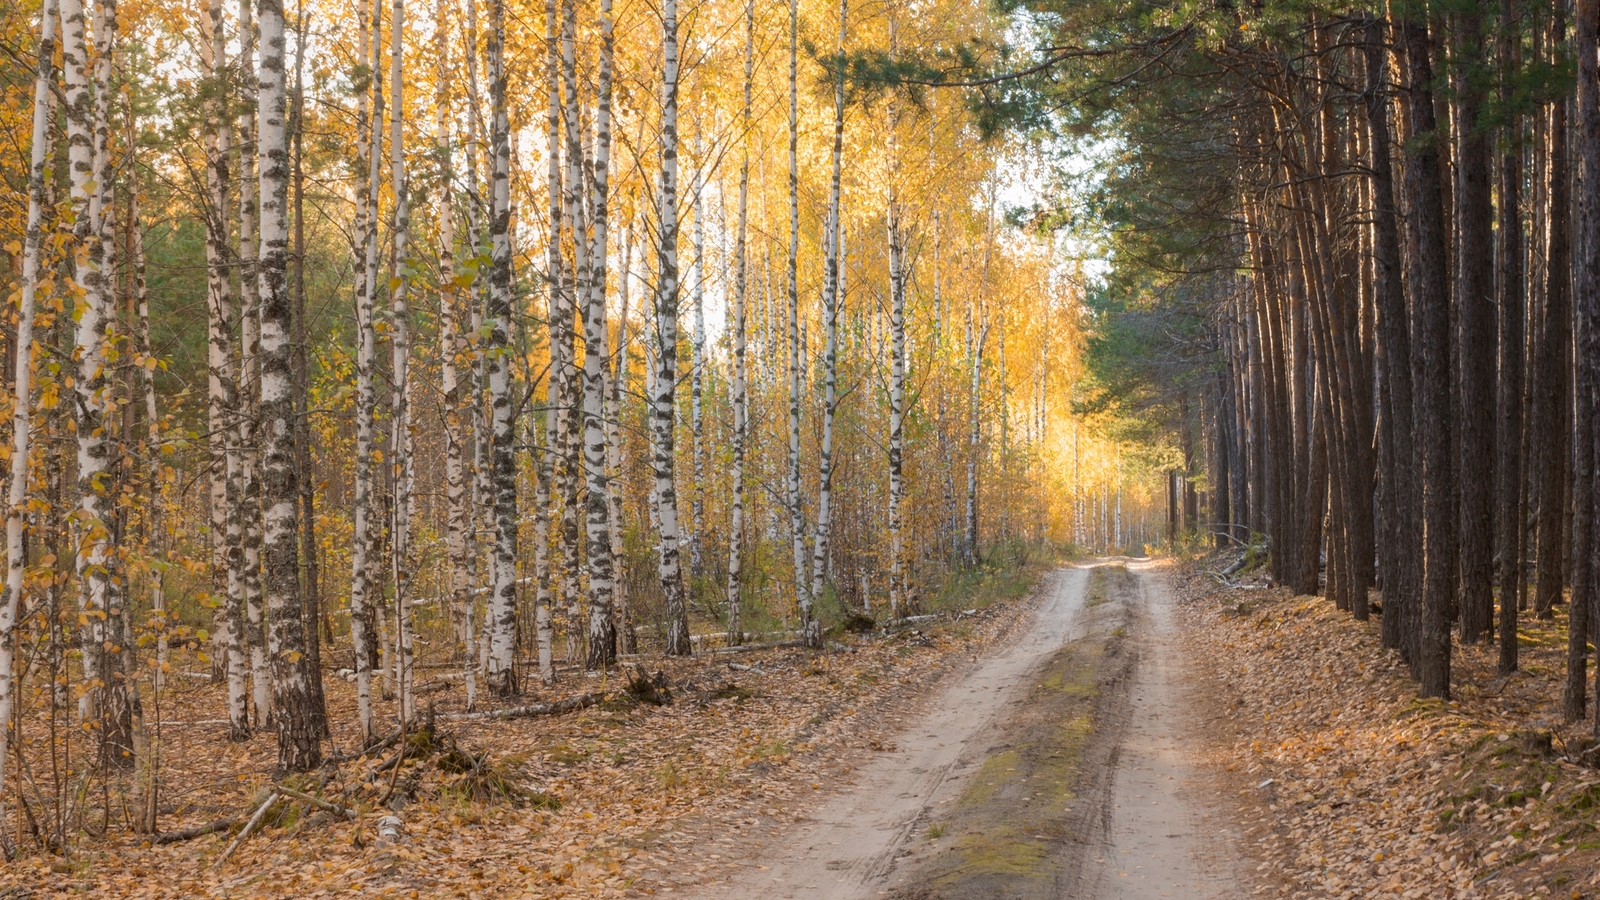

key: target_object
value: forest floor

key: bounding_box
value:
[0,559,1046,899]
[7,555,1596,899]
[1174,557,1600,900]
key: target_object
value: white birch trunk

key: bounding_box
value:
[133,193,165,696]
[727,0,754,644]
[462,0,493,689]
[805,0,848,648]
[689,164,706,584]
[257,0,320,770]
[388,0,416,722]
[785,0,810,636]
[608,229,634,654]
[964,311,988,567]
[237,0,271,729]
[196,0,249,739]
[438,0,475,711]
[886,198,907,621]
[485,0,520,695]
[0,0,58,798]
[349,0,378,742]
[531,0,561,685]
[581,0,618,668]
[557,0,587,664]
[62,0,134,759]
[655,0,691,655]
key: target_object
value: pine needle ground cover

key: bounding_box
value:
[1175,562,1600,900]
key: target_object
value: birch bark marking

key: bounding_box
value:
[655,0,692,656]
[348,0,378,743]
[0,0,58,799]
[785,0,809,632]
[258,0,320,771]
[965,308,989,567]
[689,156,707,584]
[532,0,561,685]
[386,0,416,721]
[558,0,588,662]
[463,0,493,680]
[438,0,475,710]
[196,0,248,738]
[726,0,754,644]
[805,0,848,648]
[62,0,134,763]
[581,0,618,668]
[484,0,520,695]
[238,0,271,728]
[885,7,906,620]
[608,230,635,654]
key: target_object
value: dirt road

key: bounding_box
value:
[688,560,1243,900]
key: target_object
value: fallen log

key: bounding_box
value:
[153,817,240,845]
[705,640,806,655]
[440,693,598,722]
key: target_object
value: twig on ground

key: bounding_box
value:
[210,791,279,869]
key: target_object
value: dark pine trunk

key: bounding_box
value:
[1402,16,1454,698]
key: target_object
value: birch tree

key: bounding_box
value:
[438,0,476,710]
[689,161,707,583]
[348,0,379,742]
[608,228,634,654]
[0,0,58,798]
[785,0,811,638]
[388,0,417,721]
[484,0,520,694]
[654,0,691,656]
[581,0,619,668]
[726,0,754,644]
[238,0,271,728]
[804,0,849,648]
[258,0,322,771]
[62,0,135,763]
[198,0,249,740]
[532,0,561,684]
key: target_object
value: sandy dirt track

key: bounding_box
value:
[686,560,1244,899]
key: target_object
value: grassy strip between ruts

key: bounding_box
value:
[886,571,1135,900]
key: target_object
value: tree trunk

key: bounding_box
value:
[349,0,379,741]
[0,0,58,798]
[1496,0,1526,676]
[581,0,618,669]
[1569,0,1598,723]
[806,0,848,649]
[727,0,754,644]
[198,0,249,740]
[258,0,321,771]
[786,0,811,635]
[655,0,691,656]
[437,0,475,711]
[1402,16,1455,699]
[485,0,520,694]
[1454,0,1496,644]
[1535,4,1573,622]
[63,0,134,765]
[237,0,272,728]
[387,0,415,722]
